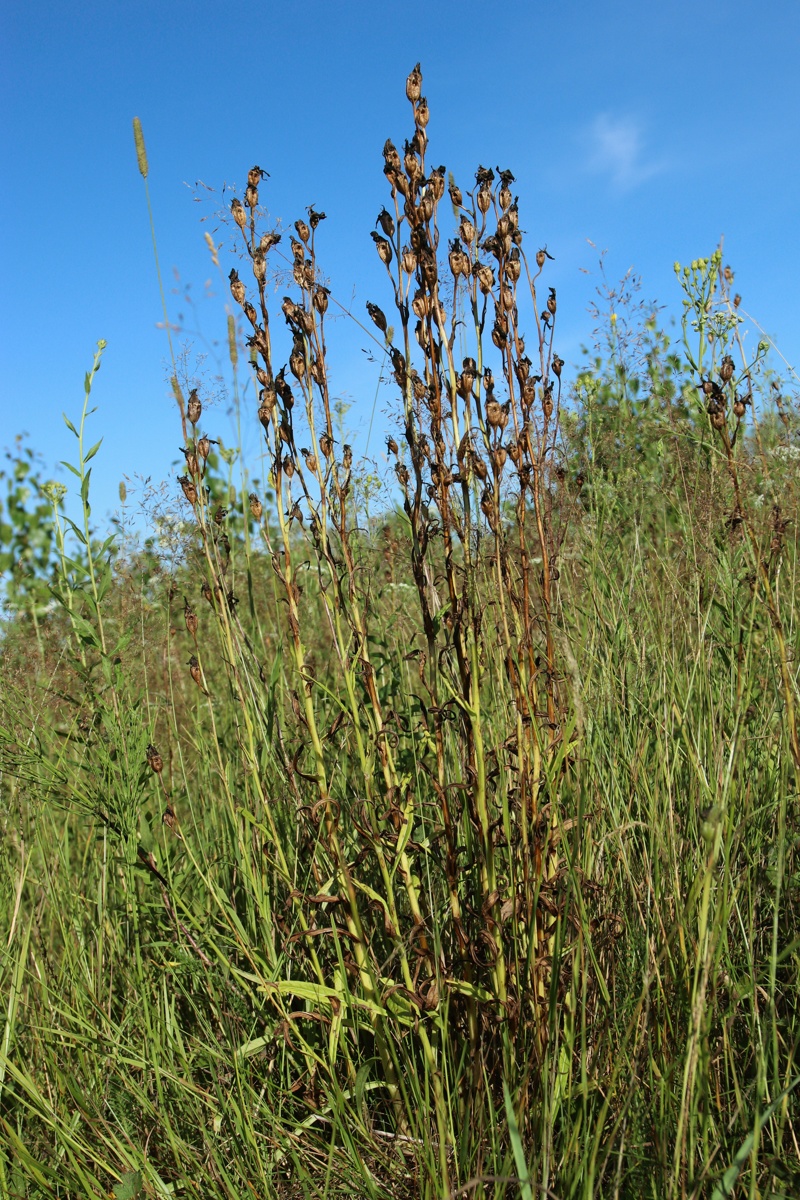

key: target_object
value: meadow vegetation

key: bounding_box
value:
[1,65,799,1199]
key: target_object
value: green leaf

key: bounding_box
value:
[504,1081,533,1200]
[70,613,101,647]
[60,460,81,478]
[84,438,103,463]
[113,1169,143,1199]
[62,414,78,436]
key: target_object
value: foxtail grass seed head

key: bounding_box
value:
[231,198,247,230]
[406,62,422,103]
[187,389,202,425]
[132,117,148,178]
[146,743,163,774]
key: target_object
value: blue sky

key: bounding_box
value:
[2,0,799,529]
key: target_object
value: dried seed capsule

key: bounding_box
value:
[248,165,267,188]
[187,654,208,694]
[313,286,330,314]
[406,62,422,103]
[283,455,295,479]
[460,215,475,245]
[146,743,163,774]
[249,492,263,519]
[415,97,429,129]
[187,389,202,425]
[184,598,198,638]
[295,219,310,244]
[449,179,463,208]
[319,432,334,459]
[231,198,247,230]
[229,269,246,306]
[720,355,735,384]
[386,435,398,456]
[371,232,393,266]
[401,245,418,274]
[733,397,746,419]
[547,287,557,316]
[179,475,198,504]
[245,184,259,209]
[365,301,387,333]
[552,355,564,378]
[252,248,267,283]
[477,186,492,215]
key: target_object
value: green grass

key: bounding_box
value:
[1,66,799,1200]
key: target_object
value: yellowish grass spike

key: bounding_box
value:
[132,117,148,179]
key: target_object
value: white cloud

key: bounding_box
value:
[584,114,666,192]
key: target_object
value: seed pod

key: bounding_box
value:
[449,179,463,208]
[415,97,430,129]
[733,293,742,308]
[536,246,553,268]
[491,445,507,475]
[187,389,202,425]
[477,186,492,215]
[460,215,476,245]
[371,232,393,266]
[367,301,388,333]
[472,454,488,482]
[406,62,422,103]
[499,184,512,212]
[552,355,564,378]
[302,449,318,474]
[485,399,506,430]
[252,248,267,283]
[248,165,267,188]
[295,218,310,244]
[412,290,430,318]
[249,492,263,519]
[184,598,198,638]
[282,455,295,479]
[401,245,418,274]
[319,432,334,459]
[243,300,258,327]
[342,443,353,470]
[231,198,247,230]
[313,286,329,314]
[289,347,306,380]
[229,269,246,306]
[377,207,395,238]
[386,435,399,456]
[547,288,557,316]
[711,409,726,430]
[146,743,163,774]
[187,654,207,695]
[245,183,259,209]
[476,263,495,294]
[733,397,746,419]
[720,355,735,384]
[179,475,198,504]
[260,231,281,252]
[499,284,514,311]
[542,389,554,420]
[395,461,410,486]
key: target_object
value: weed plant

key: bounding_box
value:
[1,65,799,1200]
